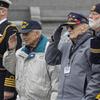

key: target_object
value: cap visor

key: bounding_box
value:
[19,29,32,34]
[66,21,77,25]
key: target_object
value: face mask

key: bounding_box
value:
[89,18,100,30]
[88,18,95,28]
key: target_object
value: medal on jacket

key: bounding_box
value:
[27,52,35,60]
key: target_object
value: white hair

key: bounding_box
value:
[32,29,42,35]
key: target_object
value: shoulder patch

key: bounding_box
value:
[96,93,100,99]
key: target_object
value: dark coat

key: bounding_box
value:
[0,20,22,98]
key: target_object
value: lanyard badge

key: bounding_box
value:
[64,65,71,74]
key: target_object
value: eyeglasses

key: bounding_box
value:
[66,25,77,30]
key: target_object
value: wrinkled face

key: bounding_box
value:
[66,23,88,40]
[21,30,41,47]
[89,11,100,30]
[89,11,100,21]
[66,25,78,39]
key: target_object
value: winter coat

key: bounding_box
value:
[3,35,59,100]
[45,31,100,100]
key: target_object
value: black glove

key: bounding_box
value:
[51,24,68,43]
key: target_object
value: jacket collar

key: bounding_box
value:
[21,34,48,54]
[0,18,7,25]
[69,31,92,58]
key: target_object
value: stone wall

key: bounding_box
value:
[9,0,100,37]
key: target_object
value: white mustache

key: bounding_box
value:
[89,18,100,29]
[89,18,95,27]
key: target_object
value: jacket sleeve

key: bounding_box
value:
[3,50,16,75]
[4,24,21,92]
[82,48,100,100]
[47,64,60,100]
[45,41,62,65]
[4,57,16,92]
[4,71,16,92]
[45,25,64,65]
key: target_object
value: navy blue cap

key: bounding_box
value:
[91,3,100,14]
[0,0,12,8]
[66,12,88,25]
[20,20,42,34]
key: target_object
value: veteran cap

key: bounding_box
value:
[66,12,88,25]
[91,3,100,14]
[20,20,42,34]
[0,0,12,8]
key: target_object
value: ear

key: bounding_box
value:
[35,31,40,36]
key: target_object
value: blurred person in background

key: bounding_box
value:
[0,0,22,99]
[88,3,100,100]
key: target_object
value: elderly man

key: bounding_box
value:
[88,3,100,100]
[3,20,59,100]
[45,11,100,100]
[89,3,100,64]
[89,3,100,31]
[0,0,22,99]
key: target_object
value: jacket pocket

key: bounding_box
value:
[63,73,87,97]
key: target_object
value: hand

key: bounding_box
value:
[8,33,17,50]
[52,24,66,43]
[69,23,89,39]
[4,91,14,100]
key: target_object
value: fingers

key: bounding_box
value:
[9,33,17,42]
[8,33,17,49]
[4,92,14,100]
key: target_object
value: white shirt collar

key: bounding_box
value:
[0,18,7,25]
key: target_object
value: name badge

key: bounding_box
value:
[64,66,71,74]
